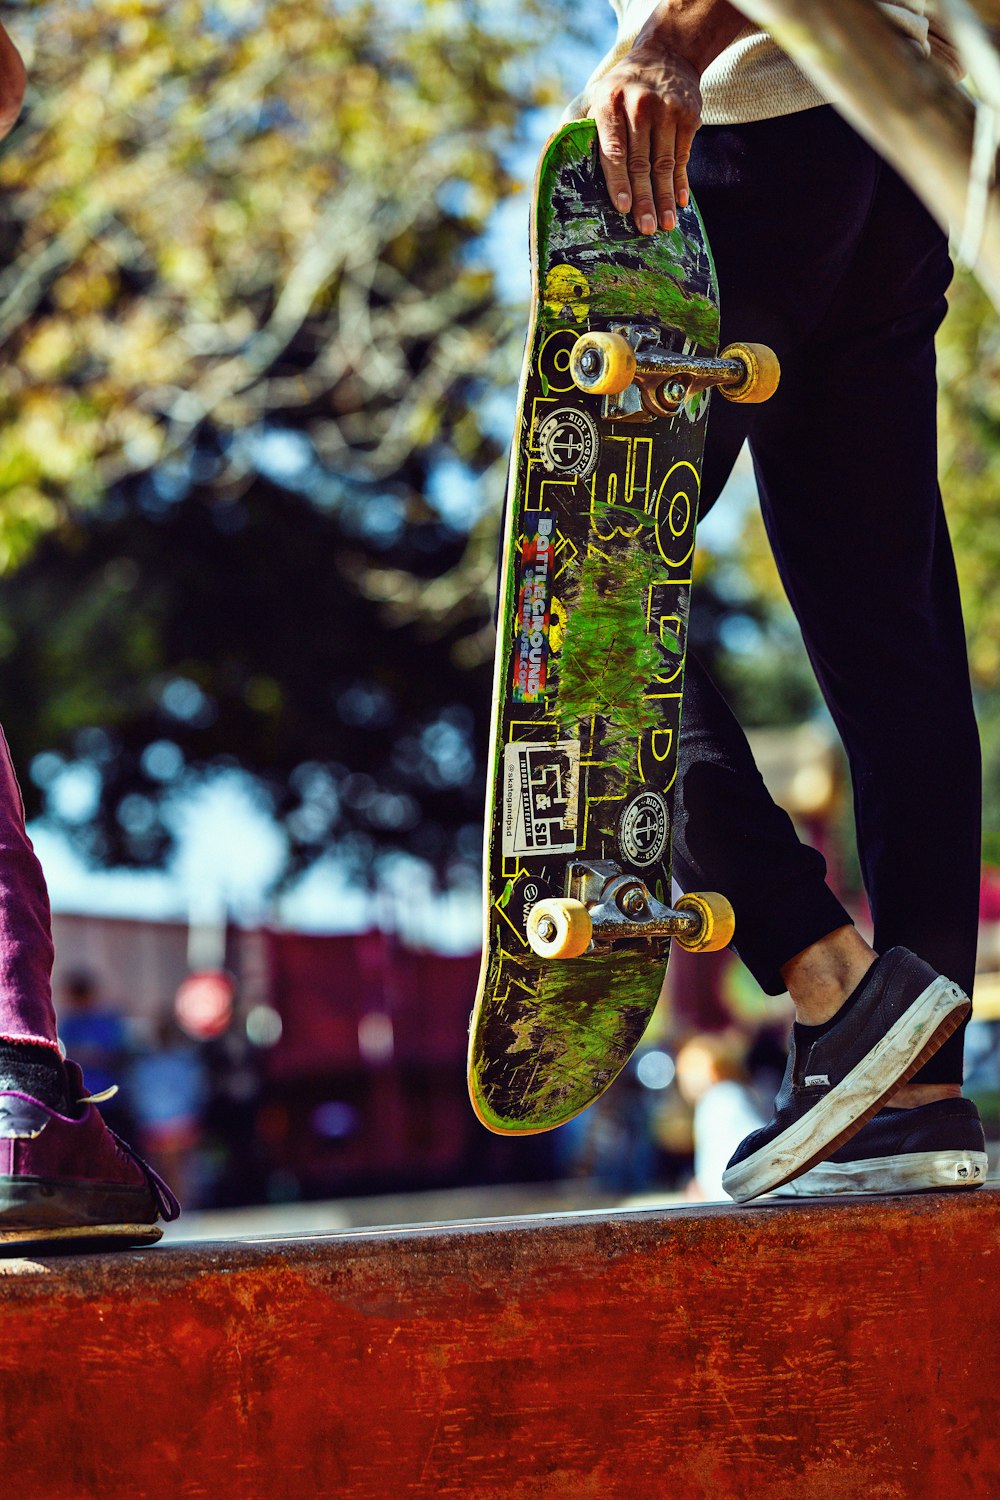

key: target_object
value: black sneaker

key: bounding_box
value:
[772,1097,988,1196]
[722,948,971,1204]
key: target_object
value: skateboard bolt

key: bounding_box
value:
[665,379,688,405]
[622,888,646,917]
[578,348,603,378]
[536,916,557,942]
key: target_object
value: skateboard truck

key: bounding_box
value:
[526,860,735,961]
[569,327,780,422]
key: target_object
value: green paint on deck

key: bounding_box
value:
[472,949,664,1131]
[536,122,595,265]
[584,262,719,347]
[556,550,663,772]
[592,502,657,531]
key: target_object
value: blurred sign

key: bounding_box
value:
[175,969,235,1040]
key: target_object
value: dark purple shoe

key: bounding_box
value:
[0,1061,179,1249]
[722,948,971,1204]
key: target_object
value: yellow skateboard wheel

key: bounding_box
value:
[718,342,781,404]
[526,898,593,960]
[569,332,637,396]
[674,891,736,954]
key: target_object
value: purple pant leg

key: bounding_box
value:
[0,728,57,1049]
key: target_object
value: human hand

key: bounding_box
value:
[0,22,26,141]
[587,43,702,236]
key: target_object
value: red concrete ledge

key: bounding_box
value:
[1,1189,998,1498]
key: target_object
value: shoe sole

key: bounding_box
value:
[0,1175,164,1250]
[0,1222,163,1249]
[722,976,971,1204]
[772,1148,989,1196]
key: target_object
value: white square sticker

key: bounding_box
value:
[501,740,580,858]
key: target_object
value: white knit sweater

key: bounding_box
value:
[569,2,961,126]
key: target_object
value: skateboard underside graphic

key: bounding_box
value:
[468,121,777,1134]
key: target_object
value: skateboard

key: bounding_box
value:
[467,119,779,1136]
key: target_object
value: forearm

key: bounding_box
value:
[631,0,746,77]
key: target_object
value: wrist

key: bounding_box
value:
[633,1,744,78]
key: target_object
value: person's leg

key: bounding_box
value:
[0,727,74,1109]
[748,158,979,1086]
[678,110,977,1199]
[0,728,179,1244]
[686,105,980,1026]
[0,730,57,1042]
[675,107,885,997]
[674,651,858,986]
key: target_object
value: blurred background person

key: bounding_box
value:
[675,1032,765,1201]
[200,1008,266,1208]
[56,967,135,1139]
[127,1010,209,1208]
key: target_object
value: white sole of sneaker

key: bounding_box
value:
[772,1148,989,1196]
[722,975,971,1205]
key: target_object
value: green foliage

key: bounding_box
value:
[0,0,545,538]
[938,272,1000,687]
[936,270,1000,849]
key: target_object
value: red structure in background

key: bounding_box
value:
[259,931,535,1198]
[263,932,476,1079]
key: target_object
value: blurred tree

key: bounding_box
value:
[9,0,996,891]
[0,0,594,881]
[937,269,1000,857]
[720,266,1000,858]
[690,541,820,733]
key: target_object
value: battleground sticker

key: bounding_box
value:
[501,740,580,858]
[511,511,556,703]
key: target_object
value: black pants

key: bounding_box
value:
[678,106,980,1081]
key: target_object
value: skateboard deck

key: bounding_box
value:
[468,120,775,1136]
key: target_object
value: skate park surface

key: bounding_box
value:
[0,1186,996,1498]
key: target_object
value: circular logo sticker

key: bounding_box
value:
[537,407,600,479]
[618,790,670,869]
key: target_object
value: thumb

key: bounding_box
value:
[559,88,591,127]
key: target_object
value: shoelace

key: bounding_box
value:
[107,1125,182,1221]
[77,1084,119,1105]
[74,1081,181,1222]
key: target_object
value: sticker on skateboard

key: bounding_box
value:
[501,740,580,858]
